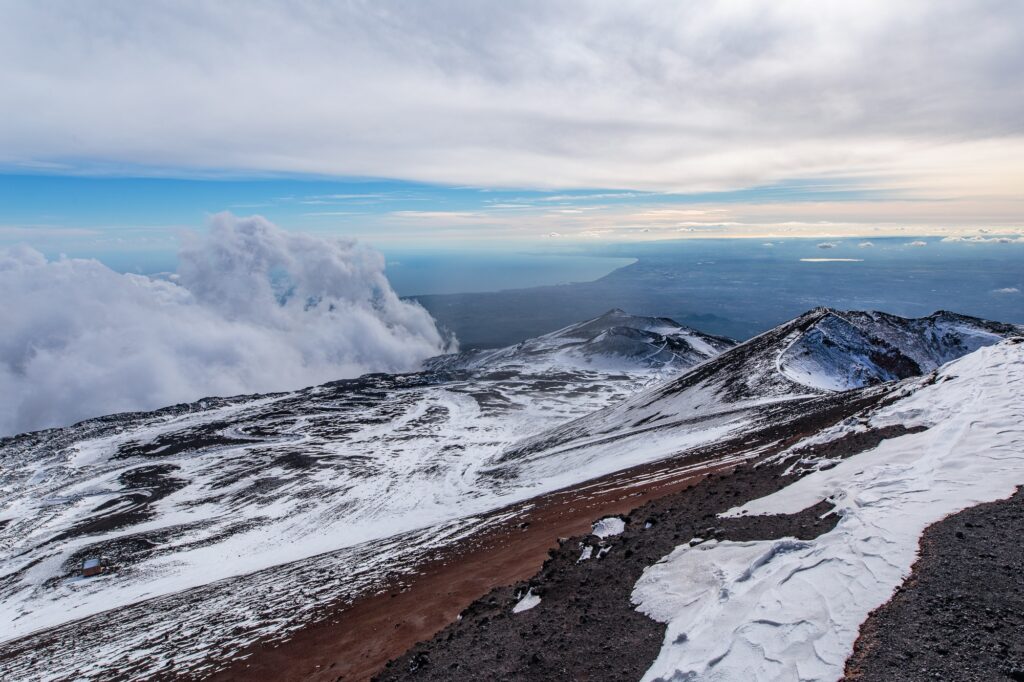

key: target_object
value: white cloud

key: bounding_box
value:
[906,240,928,247]
[0,2,1022,194]
[0,226,99,238]
[361,197,1022,242]
[858,241,875,248]
[993,287,1020,294]
[942,235,1024,244]
[0,214,452,436]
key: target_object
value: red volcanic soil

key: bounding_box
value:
[205,381,898,681]
[209,455,736,682]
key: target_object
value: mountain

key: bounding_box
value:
[0,308,1019,681]
[425,308,734,372]
[488,308,1021,483]
[0,309,731,680]
[777,309,1019,391]
[379,336,1024,682]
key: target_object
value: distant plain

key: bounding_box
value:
[409,238,1024,347]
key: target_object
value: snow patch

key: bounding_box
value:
[512,588,541,613]
[633,341,1024,682]
[591,517,625,538]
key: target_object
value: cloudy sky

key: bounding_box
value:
[1,0,1023,249]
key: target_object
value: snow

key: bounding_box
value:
[633,339,1024,682]
[591,517,625,538]
[0,309,1015,679]
[512,588,541,613]
[0,374,637,645]
[776,310,1017,392]
[0,310,736,679]
[428,308,732,374]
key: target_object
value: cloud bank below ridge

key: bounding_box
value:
[0,214,453,436]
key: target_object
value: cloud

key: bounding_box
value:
[368,195,1019,242]
[942,235,1024,243]
[858,241,875,248]
[817,242,838,249]
[800,258,863,262]
[993,287,1020,294]
[0,2,1022,194]
[0,226,100,239]
[0,214,452,436]
[906,240,928,247]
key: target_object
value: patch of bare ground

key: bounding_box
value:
[207,454,731,682]
[845,487,1024,682]
[215,389,900,682]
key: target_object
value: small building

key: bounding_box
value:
[81,557,106,578]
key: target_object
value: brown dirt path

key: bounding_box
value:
[213,386,894,681]
[208,455,737,682]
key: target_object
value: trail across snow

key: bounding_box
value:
[0,309,724,680]
[633,340,1024,682]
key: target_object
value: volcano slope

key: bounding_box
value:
[381,327,1024,681]
[0,308,1019,681]
[0,310,731,680]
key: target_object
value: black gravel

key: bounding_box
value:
[845,487,1024,682]
[375,463,833,681]
[376,414,919,681]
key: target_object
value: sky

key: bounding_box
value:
[1,0,1023,254]
[1,1,1023,435]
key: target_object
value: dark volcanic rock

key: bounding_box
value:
[845,487,1024,682]
[376,463,836,682]
[376,415,918,682]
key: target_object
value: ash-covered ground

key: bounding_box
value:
[846,488,1024,682]
[1,308,1020,681]
[376,420,916,680]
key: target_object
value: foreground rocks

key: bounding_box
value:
[846,487,1024,682]
[377,462,841,681]
[380,423,1022,681]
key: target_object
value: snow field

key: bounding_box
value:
[634,340,1024,681]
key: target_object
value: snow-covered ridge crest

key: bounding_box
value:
[425,308,734,373]
[776,308,1021,391]
[633,338,1024,682]
[0,307,736,678]
[491,308,1019,482]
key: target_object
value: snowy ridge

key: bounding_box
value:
[777,309,1020,391]
[484,310,837,483]
[426,308,734,373]
[0,308,1017,679]
[496,308,1019,480]
[633,338,1024,682]
[0,309,727,679]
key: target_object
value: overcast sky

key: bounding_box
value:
[1,0,1023,244]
